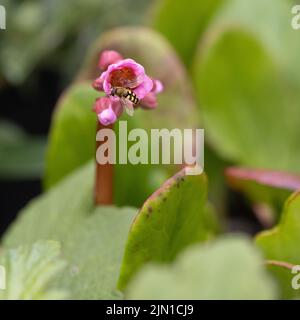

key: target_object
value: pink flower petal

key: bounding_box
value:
[112,58,145,79]
[93,78,104,91]
[133,75,153,100]
[153,80,164,94]
[111,99,124,118]
[93,96,111,114]
[98,108,117,126]
[140,92,158,109]
[102,59,149,96]
[93,55,162,121]
[98,50,123,71]
[225,167,300,191]
[94,96,124,126]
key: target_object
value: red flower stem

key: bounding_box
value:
[94,121,114,205]
[265,260,295,271]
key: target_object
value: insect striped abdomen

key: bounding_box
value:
[125,90,139,104]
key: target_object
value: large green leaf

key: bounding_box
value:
[118,167,219,290]
[0,121,46,179]
[193,0,300,172]
[151,0,225,66]
[3,162,137,299]
[44,84,99,189]
[209,0,300,76]
[5,162,95,245]
[0,240,68,300]
[126,236,277,299]
[54,206,135,299]
[45,27,199,207]
[256,191,300,299]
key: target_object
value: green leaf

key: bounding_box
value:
[193,0,300,173]
[3,162,137,299]
[44,84,99,189]
[208,0,300,76]
[46,27,199,207]
[151,0,224,66]
[54,206,136,299]
[0,121,46,179]
[0,240,68,300]
[194,29,289,168]
[256,191,300,299]
[126,236,277,299]
[195,28,300,171]
[4,162,95,245]
[193,2,300,221]
[118,167,219,290]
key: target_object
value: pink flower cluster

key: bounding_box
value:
[93,50,163,126]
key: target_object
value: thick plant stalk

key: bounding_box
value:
[94,121,114,205]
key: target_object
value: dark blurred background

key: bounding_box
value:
[0,68,60,235]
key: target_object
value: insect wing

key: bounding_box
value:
[120,98,134,116]
[122,75,143,89]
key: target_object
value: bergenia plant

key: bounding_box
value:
[92,50,163,126]
[92,50,163,205]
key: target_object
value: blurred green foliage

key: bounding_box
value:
[0,0,151,85]
[44,83,98,188]
[193,0,300,173]
[126,236,277,299]
[152,0,224,66]
[256,192,300,299]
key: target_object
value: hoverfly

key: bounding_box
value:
[110,77,141,116]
